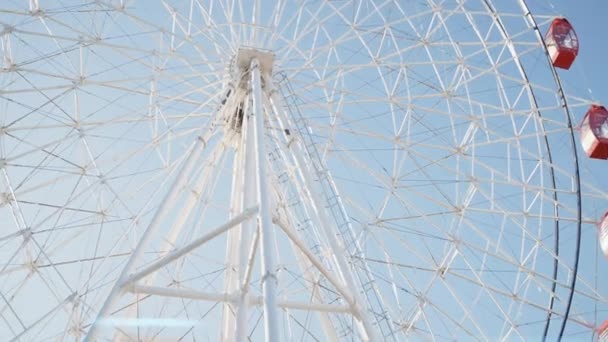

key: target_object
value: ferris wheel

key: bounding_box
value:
[0,0,606,341]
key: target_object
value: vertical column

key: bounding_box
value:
[251,60,280,342]
[234,96,256,341]
[222,146,243,341]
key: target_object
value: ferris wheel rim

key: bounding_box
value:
[490,0,584,337]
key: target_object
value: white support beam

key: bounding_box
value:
[130,284,235,304]
[242,221,260,291]
[222,147,244,342]
[84,133,210,342]
[158,140,229,269]
[251,59,280,342]
[125,206,259,286]
[235,75,257,342]
[129,285,352,314]
[273,218,357,308]
[263,113,339,341]
[267,89,381,342]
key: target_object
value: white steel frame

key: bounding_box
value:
[0,1,606,341]
[83,49,380,342]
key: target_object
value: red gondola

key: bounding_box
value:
[580,105,608,160]
[599,212,608,258]
[598,320,608,341]
[545,18,579,69]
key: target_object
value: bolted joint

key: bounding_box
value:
[260,270,278,285]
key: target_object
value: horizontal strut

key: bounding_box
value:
[124,206,259,288]
[129,284,352,314]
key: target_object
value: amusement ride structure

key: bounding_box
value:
[0,0,608,341]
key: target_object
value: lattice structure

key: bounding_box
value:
[0,1,606,341]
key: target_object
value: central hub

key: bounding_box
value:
[235,47,275,77]
[225,48,275,133]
